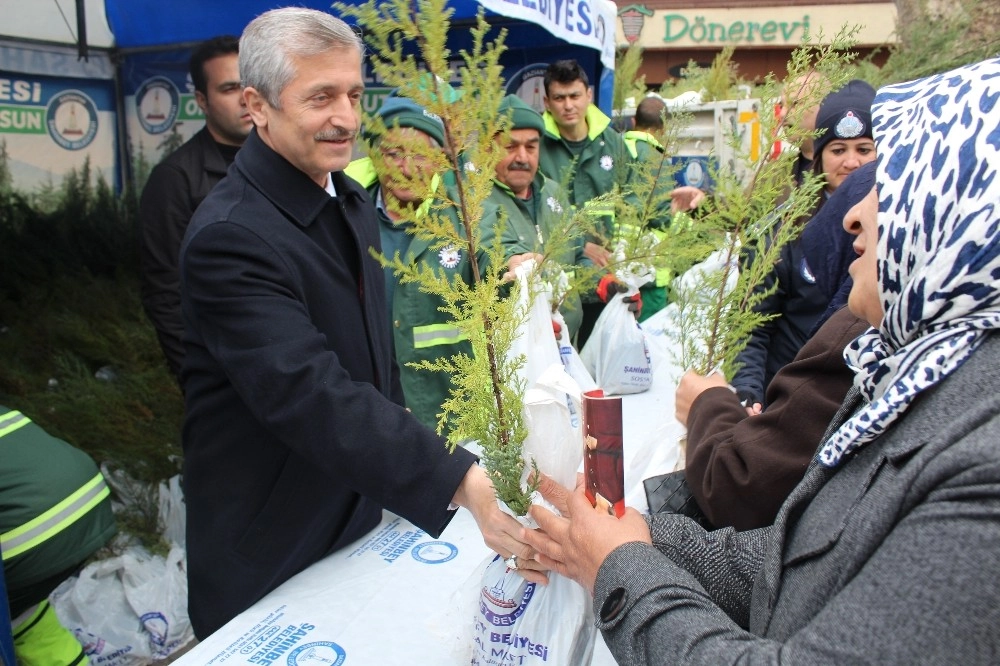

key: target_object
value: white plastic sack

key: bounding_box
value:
[509,262,584,489]
[580,289,653,395]
[158,474,186,548]
[50,545,194,666]
[467,264,595,666]
[650,243,741,382]
[554,309,598,396]
[508,259,563,388]
[471,552,594,666]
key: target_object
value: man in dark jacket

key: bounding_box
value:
[139,35,252,382]
[180,8,539,639]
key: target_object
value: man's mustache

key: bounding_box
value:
[315,127,358,141]
[508,161,533,171]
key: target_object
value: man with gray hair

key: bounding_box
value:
[179,7,539,638]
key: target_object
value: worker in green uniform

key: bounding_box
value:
[620,95,706,321]
[539,59,636,345]
[489,94,590,341]
[346,95,499,433]
[1,406,116,666]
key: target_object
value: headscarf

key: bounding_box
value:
[817,57,1000,467]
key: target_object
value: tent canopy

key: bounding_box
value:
[0,0,614,68]
[107,0,485,49]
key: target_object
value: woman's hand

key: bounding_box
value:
[522,474,650,594]
[675,370,730,426]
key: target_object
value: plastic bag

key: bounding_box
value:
[650,243,741,384]
[508,259,563,388]
[50,545,194,666]
[555,309,598,396]
[471,552,594,666]
[580,288,653,395]
[158,474,186,548]
[468,264,596,666]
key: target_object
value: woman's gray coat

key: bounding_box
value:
[594,334,1000,664]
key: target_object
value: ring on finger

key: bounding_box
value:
[504,555,519,570]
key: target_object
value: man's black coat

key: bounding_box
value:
[180,130,476,638]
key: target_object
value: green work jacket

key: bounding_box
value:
[623,129,663,162]
[346,158,497,432]
[539,104,634,241]
[0,407,116,597]
[489,172,588,337]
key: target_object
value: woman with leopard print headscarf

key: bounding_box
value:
[522,57,1000,664]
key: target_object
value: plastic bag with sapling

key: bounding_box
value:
[470,261,596,666]
[648,242,741,385]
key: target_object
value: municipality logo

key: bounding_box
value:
[287,641,347,665]
[411,540,458,564]
[684,159,706,188]
[46,90,98,150]
[140,612,169,647]
[479,554,536,626]
[136,76,180,134]
[834,111,865,140]
[438,244,461,269]
[505,64,548,114]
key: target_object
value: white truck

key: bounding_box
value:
[618,92,773,190]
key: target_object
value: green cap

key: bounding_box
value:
[367,95,445,146]
[498,94,544,134]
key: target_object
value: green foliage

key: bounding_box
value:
[855,0,1000,87]
[0,157,138,301]
[659,46,751,101]
[157,126,186,161]
[612,42,646,112]
[0,140,12,192]
[335,0,541,515]
[669,160,825,377]
[637,37,856,378]
[0,149,183,551]
[131,139,153,196]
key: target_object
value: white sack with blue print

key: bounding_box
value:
[580,281,653,396]
[469,263,596,666]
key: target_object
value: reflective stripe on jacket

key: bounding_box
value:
[0,407,116,596]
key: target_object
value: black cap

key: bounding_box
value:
[813,80,876,157]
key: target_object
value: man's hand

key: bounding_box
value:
[596,275,642,318]
[595,274,625,303]
[584,241,612,268]
[502,252,544,283]
[453,464,548,584]
[674,370,730,426]
[669,186,706,214]
[623,292,641,318]
[522,474,650,595]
